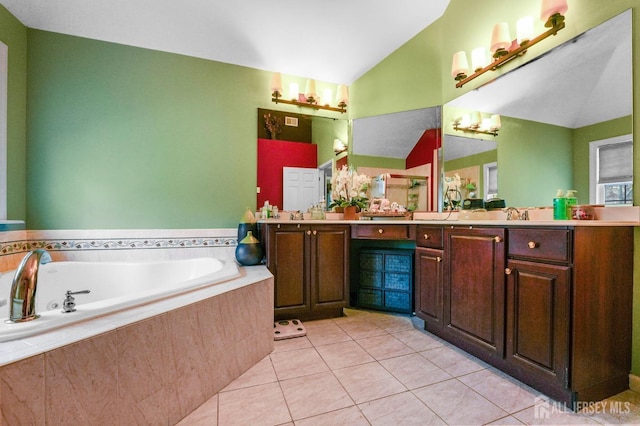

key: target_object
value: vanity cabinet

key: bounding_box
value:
[415,226,444,329]
[415,224,633,407]
[443,226,506,360]
[263,223,350,321]
[504,226,633,405]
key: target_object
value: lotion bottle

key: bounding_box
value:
[553,189,567,220]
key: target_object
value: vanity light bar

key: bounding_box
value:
[452,0,567,88]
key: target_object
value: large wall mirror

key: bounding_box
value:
[443,9,632,209]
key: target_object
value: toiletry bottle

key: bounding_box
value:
[553,189,567,220]
[262,201,270,218]
[565,190,577,219]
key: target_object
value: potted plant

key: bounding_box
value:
[329,165,371,219]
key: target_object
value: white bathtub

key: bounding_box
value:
[0,257,240,342]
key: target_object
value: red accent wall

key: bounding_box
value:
[406,128,441,211]
[257,138,318,209]
[406,128,441,169]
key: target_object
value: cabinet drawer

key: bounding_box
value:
[416,226,443,248]
[508,228,571,263]
[351,224,415,240]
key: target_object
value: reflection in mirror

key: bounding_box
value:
[351,107,441,211]
[443,9,632,209]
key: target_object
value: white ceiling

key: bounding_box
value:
[0,0,450,85]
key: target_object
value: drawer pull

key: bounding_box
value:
[312,230,317,235]
[306,230,311,235]
[277,224,281,229]
[424,234,430,240]
[505,268,512,275]
[436,256,442,263]
[378,229,384,234]
[528,241,538,249]
[494,236,502,243]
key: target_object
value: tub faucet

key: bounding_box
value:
[8,249,52,323]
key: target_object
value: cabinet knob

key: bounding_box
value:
[528,241,538,249]
[378,229,384,234]
[424,234,430,240]
[505,268,512,275]
[436,256,442,263]
[306,230,311,235]
[277,224,281,229]
[313,230,317,235]
[494,236,502,243]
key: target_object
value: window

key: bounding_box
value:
[589,135,633,205]
[484,162,498,200]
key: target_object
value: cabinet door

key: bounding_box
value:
[444,227,506,357]
[310,225,350,310]
[415,247,444,328]
[266,224,310,315]
[506,259,570,390]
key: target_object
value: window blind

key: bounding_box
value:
[598,141,633,184]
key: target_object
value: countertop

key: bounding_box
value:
[258,218,639,227]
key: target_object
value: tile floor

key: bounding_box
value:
[179,309,640,425]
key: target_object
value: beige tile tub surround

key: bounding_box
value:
[0,275,274,425]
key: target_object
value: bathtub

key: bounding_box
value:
[0,256,240,342]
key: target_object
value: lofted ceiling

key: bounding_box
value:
[0,0,450,85]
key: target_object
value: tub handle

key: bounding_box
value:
[62,289,91,313]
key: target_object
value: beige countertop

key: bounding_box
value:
[258,206,640,227]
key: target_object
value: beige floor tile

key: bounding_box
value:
[315,340,375,370]
[359,391,446,425]
[419,345,487,377]
[577,396,640,425]
[270,347,329,381]
[337,319,388,340]
[380,353,452,389]
[218,382,291,426]
[457,368,539,412]
[366,313,416,333]
[356,333,415,360]
[512,399,601,425]
[222,355,277,392]
[486,415,526,425]
[305,323,352,347]
[294,406,369,426]
[413,379,508,425]
[301,318,336,330]
[393,329,445,352]
[279,371,354,420]
[177,394,218,425]
[333,361,407,404]
[271,335,313,353]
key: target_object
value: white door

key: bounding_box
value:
[283,167,323,211]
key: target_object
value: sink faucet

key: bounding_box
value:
[504,207,529,220]
[8,249,52,322]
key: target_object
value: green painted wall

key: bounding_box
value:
[0,6,27,220]
[572,116,633,202]
[312,117,348,167]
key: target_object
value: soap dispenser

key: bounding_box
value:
[565,190,577,219]
[553,189,567,220]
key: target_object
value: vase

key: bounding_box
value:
[343,205,358,220]
[334,206,344,213]
[235,231,264,266]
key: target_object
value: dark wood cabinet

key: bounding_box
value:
[415,225,445,329]
[506,259,571,398]
[415,247,444,328]
[414,224,633,408]
[264,223,349,321]
[444,226,506,360]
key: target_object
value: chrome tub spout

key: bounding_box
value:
[7,249,52,323]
